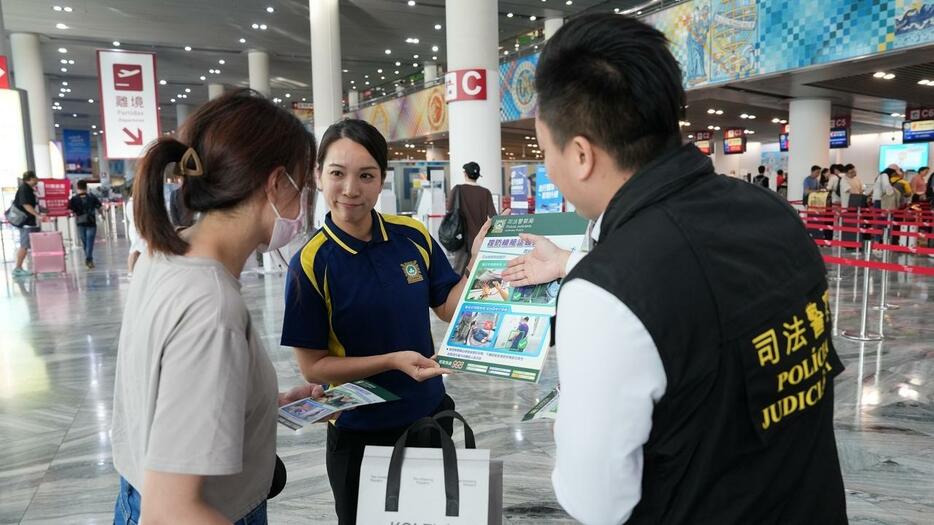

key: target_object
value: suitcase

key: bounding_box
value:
[30,231,66,274]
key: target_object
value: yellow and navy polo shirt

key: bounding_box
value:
[281,210,461,431]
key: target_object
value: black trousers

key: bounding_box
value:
[326,394,455,524]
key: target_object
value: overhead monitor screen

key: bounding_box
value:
[878,143,929,172]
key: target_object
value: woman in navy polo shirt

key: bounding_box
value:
[280,119,493,524]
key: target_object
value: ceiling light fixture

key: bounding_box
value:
[252,23,259,29]
[872,71,886,78]
[431,45,439,52]
[61,67,68,72]
[385,49,392,54]
[88,98,94,103]
[259,24,268,30]
[918,79,931,85]
[408,1,416,5]
[200,75,206,80]
[239,37,246,43]
[707,108,715,114]
[530,15,538,21]
[56,23,69,29]
[434,24,442,30]
[64,6,72,12]
[113,41,121,46]
[405,37,420,44]
[507,12,514,18]
[266,6,275,13]
[184,88,191,93]
[883,73,895,80]
[58,47,67,53]
[218,59,226,65]
[68,59,75,64]
[747,114,756,119]
[715,109,723,115]
[184,46,192,51]
[713,126,721,130]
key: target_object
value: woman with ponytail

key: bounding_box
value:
[111,89,321,524]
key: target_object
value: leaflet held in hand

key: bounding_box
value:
[278,380,399,430]
[437,213,589,382]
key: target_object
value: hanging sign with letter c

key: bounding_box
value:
[445,69,487,103]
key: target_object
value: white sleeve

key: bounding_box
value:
[564,251,587,276]
[552,279,667,525]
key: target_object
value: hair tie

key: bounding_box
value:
[176,147,205,177]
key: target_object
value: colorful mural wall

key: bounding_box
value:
[347,84,447,142]
[501,54,540,121]
[347,0,934,140]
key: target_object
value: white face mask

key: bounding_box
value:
[258,172,307,253]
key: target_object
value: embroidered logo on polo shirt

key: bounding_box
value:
[401,260,424,284]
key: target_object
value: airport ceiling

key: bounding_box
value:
[2,0,648,132]
[1,1,932,149]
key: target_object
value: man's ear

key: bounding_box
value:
[570,135,597,182]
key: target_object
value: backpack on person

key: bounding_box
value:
[439,186,465,251]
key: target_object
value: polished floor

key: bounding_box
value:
[0,236,932,524]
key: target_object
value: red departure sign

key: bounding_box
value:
[0,56,9,89]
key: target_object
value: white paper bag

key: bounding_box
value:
[356,445,491,525]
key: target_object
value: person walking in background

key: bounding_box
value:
[803,165,822,201]
[11,171,43,277]
[753,165,769,189]
[910,166,928,204]
[447,161,497,274]
[68,179,103,269]
[776,169,787,197]
[870,167,895,209]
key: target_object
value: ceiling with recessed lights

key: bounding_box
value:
[2,0,653,136]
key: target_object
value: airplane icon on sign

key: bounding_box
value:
[112,64,143,91]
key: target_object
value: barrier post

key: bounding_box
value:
[842,240,883,342]
[829,210,843,281]
[872,225,899,312]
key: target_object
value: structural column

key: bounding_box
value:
[348,88,360,110]
[247,50,270,97]
[787,98,830,203]
[0,0,8,57]
[10,33,53,178]
[207,83,224,100]
[309,0,342,143]
[544,17,565,40]
[445,0,502,196]
[175,103,191,130]
[423,61,438,83]
[309,0,342,229]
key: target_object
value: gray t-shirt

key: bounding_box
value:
[111,252,278,521]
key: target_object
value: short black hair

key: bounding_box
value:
[77,180,88,190]
[317,119,388,179]
[22,170,38,181]
[777,169,784,175]
[882,168,896,177]
[758,165,765,174]
[464,161,481,180]
[535,14,684,172]
[920,166,930,173]
[811,165,821,172]
[844,163,855,171]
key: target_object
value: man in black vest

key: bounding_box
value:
[503,14,847,525]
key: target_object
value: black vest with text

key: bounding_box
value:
[564,144,847,524]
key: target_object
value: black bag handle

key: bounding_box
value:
[432,410,476,449]
[452,184,462,214]
[385,417,460,517]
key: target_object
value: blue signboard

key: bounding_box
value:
[829,128,849,149]
[63,129,92,174]
[534,165,562,213]
[903,120,934,144]
[510,165,530,215]
[779,133,789,152]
